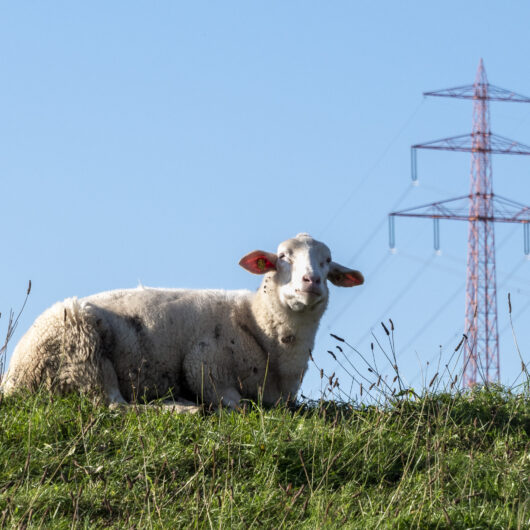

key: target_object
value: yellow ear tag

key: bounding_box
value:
[257,258,266,271]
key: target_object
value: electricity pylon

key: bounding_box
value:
[389,59,530,387]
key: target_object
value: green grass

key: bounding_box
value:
[1,387,529,529]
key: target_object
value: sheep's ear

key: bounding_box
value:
[239,250,278,275]
[328,262,364,287]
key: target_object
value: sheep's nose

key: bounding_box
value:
[303,274,321,285]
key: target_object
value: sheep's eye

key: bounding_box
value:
[278,253,286,260]
[326,257,331,263]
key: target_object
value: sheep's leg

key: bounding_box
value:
[102,359,201,413]
[101,357,127,405]
[215,387,241,409]
[183,342,241,409]
[100,358,200,414]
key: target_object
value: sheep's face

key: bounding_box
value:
[239,234,364,313]
[274,235,332,312]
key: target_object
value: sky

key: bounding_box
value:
[1,1,529,400]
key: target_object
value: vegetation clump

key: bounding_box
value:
[0,386,528,528]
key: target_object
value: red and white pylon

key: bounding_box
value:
[389,59,530,386]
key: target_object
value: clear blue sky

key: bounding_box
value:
[1,2,529,399]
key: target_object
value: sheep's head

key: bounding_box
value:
[239,233,364,312]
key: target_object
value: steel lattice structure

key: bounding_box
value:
[389,60,530,387]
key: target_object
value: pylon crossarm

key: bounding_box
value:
[486,84,530,103]
[390,194,530,223]
[413,134,471,152]
[493,195,530,221]
[390,195,469,220]
[413,133,530,155]
[489,134,530,154]
[424,83,530,103]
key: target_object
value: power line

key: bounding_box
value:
[325,251,392,330]
[407,256,529,386]
[324,220,427,330]
[318,99,425,238]
[322,181,426,331]
[352,253,436,347]
[399,281,464,358]
[345,183,416,266]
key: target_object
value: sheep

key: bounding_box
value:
[1,234,363,409]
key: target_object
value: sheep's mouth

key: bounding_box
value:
[295,289,322,298]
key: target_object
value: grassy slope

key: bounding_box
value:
[0,388,529,529]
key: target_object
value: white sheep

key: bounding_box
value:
[1,234,363,409]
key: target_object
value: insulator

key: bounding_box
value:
[411,148,418,182]
[388,215,396,249]
[433,218,440,251]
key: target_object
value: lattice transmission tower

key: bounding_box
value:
[389,59,530,387]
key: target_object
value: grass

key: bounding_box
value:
[0,387,529,528]
[1,290,529,528]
